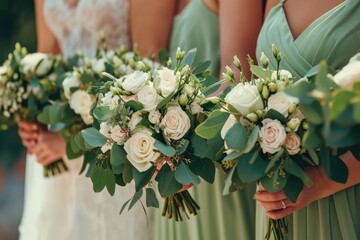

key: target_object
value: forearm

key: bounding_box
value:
[317,151,360,199]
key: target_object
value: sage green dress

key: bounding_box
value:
[256,0,360,239]
[154,0,256,239]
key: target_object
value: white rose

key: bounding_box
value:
[271,70,292,81]
[100,92,120,110]
[111,125,127,145]
[124,129,160,172]
[101,140,113,153]
[154,68,179,97]
[99,122,112,138]
[333,61,360,90]
[62,72,81,100]
[285,132,301,155]
[121,71,148,94]
[137,85,161,111]
[128,111,143,130]
[225,83,264,116]
[69,90,94,115]
[189,102,203,115]
[259,118,286,154]
[220,115,237,140]
[161,106,191,140]
[182,84,195,95]
[81,113,94,125]
[148,110,161,125]
[267,91,298,117]
[21,53,53,76]
[91,58,106,73]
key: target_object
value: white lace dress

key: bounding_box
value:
[19,1,152,239]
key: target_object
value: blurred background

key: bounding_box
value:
[0,0,36,239]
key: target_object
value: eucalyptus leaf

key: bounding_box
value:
[105,168,116,196]
[299,102,323,125]
[91,167,107,193]
[145,188,159,208]
[176,139,190,155]
[285,81,315,105]
[330,90,355,120]
[124,100,143,111]
[260,165,288,192]
[175,161,201,185]
[122,161,134,184]
[81,127,107,149]
[283,158,312,187]
[120,198,132,215]
[223,165,237,195]
[155,164,182,197]
[225,123,247,151]
[181,48,197,66]
[158,49,168,64]
[195,110,230,139]
[92,106,112,121]
[194,61,211,74]
[250,65,273,80]
[133,166,156,192]
[284,175,304,203]
[110,144,127,167]
[303,124,322,149]
[189,158,215,183]
[237,151,266,183]
[156,91,177,110]
[128,189,143,211]
[154,140,176,157]
[265,148,284,173]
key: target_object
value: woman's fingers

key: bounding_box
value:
[257,198,292,211]
[255,190,286,202]
[18,120,38,132]
[266,206,296,220]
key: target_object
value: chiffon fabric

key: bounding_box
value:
[256,0,360,239]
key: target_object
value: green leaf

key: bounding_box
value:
[314,61,337,94]
[265,148,284,173]
[189,158,215,183]
[81,127,108,149]
[175,161,201,185]
[284,175,304,203]
[330,90,355,120]
[49,104,66,125]
[105,168,116,196]
[120,198,132,215]
[110,144,127,166]
[154,140,176,157]
[325,124,356,148]
[155,164,182,197]
[250,65,273,80]
[83,152,97,177]
[237,151,267,183]
[133,166,156,192]
[223,165,237,195]
[266,109,287,124]
[122,161,133,184]
[194,61,211,74]
[299,102,323,125]
[74,131,86,150]
[354,102,360,123]
[260,163,288,192]
[308,148,320,165]
[283,158,312,187]
[91,166,107,193]
[223,151,244,161]
[128,189,143,211]
[158,49,168,64]
[243,126,260,154]
[320,146,349,183]
[145,188,159,208]
[93,106,112,121]
[191,133,224,160]
[181,48,197,66]
[285,81,315,105]
[303,124,322,149]
[156,91,177,110]
[176,139,189,155]
[225,123,247,151]
[124,100,143,111]
[195,110,230,139]
[37,106,50,124]
[66,139,83,159]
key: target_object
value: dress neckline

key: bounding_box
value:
[280,0,347,42]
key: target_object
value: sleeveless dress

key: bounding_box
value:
[256,0,360,239]
[154,1,256,239]
[19,1,152,240]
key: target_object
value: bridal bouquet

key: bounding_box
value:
[37,44,149,167]
[0,43,73,176]
[196,47,319,239]
[285,52,360,182]
[75,48,217,221]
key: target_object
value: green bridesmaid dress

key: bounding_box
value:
[256,0,360,239]
[154,0,256,239]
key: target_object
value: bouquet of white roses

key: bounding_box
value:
[37,43,151,170]
[0,43,74,176]
[75,48,217,221]
[196,47,320,239]
[285,52,360,182]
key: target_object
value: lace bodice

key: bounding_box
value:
[44,0,130,58]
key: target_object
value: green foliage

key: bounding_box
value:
[155,164,182,197]
[225,123,247,151]
[250,65,273,80]
[175,161,201,185]
[236,150,267,183]
[195,110,230,139]
[81,127,108,149]
[154,140,176,157]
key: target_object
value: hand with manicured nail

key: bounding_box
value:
[18,120,41,154]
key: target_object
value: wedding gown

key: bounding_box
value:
[19,1,152,239]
